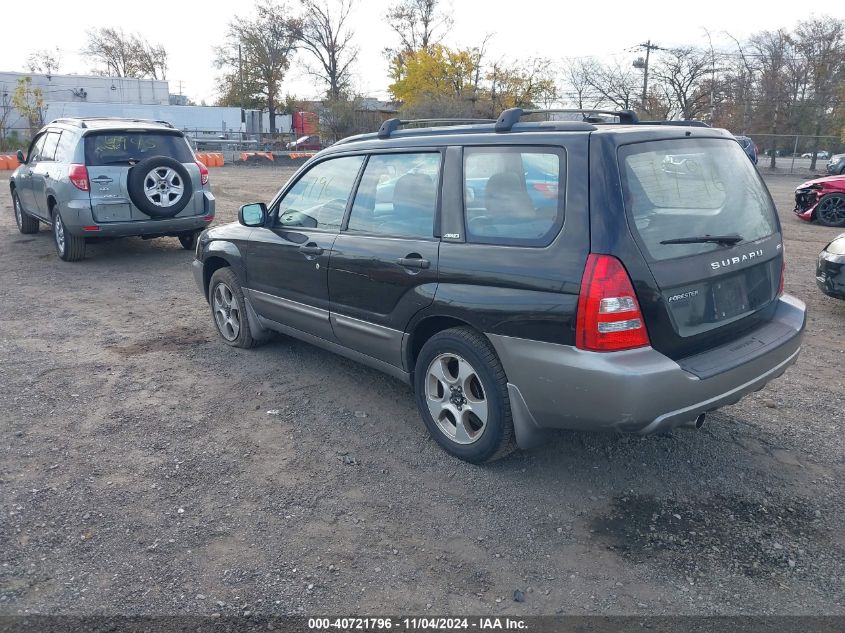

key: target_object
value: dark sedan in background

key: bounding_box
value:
[734,135,758,164]
[817,233,845,300]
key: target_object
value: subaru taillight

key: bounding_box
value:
[68,164,89,191]
[576,254,650,352]
[196,160,209,185]
[777,257,785,297]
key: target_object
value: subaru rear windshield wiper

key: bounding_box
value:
[660,234,744,247]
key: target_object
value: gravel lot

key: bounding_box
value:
[0,165,843,616]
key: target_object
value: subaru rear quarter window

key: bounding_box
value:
[463,146,564,246]
[84,131,193,166]
[347,152,441,238]
[619,138,778,261]
[276,155,365,230]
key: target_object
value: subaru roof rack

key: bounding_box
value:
[377,117,495,139]
[495,108,640,132]
[638,119,710,128]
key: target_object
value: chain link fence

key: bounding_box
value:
[745,133,845,176]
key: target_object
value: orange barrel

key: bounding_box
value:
[217,153,225,166]
[8,155,20,169]
[0,156,9,170]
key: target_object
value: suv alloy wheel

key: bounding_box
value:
[52,208,86,262]
[414,327,516,463]
[12,191,39,234]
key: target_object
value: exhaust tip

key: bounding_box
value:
[695,413,706,429]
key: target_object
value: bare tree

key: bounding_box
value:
[652,47,712,120]
[561,58,604,109]
[0,84,14,145]
[750,29,793,168]
[83,28,135,76]
[82,28,168,79]
[299,0,358,101]
[722,32,759,132]
[385,0,453,81]
[793,17,845,169]
[216,0,302,134]
[386,0,452,53]
[136,41,169,80]
[26,49,61,78]
[584,60,640,110]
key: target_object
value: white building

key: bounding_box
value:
[0,71,287,139]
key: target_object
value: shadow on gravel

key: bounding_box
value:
[591,492,841,587]
[109,325,211,356]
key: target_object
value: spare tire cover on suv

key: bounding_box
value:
[127,156,194,218]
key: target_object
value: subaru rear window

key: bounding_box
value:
[84,132,193,166]
[619,138,778,262]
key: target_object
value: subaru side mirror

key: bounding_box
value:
[16,149,25,163]
[239,202,267,227]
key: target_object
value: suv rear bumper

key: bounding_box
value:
[77,214,213,238]
[61,193,215,238]
[487,294,805,446]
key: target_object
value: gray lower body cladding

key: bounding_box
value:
[487,294,806,437]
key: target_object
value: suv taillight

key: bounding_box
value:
[68,164,89,191]
[777,257,785,297]
[576,254,650,352]
[196,160,209,185]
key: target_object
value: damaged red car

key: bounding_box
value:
[794,175,845,227]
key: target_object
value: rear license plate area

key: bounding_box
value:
[711,277,749,321]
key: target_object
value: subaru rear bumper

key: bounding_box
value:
[487,294,806,447]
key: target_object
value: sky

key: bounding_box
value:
[3,0,839,105]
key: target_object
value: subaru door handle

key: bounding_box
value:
[397,256,430,269]
[300,244,324,256]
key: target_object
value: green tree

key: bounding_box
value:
[215,0,302,133]
[12,77,45,137]
[488,58,558,113]
[388,45,477,109]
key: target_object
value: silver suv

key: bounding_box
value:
[9,117,215,261]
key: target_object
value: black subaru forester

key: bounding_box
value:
[193,109,806,463]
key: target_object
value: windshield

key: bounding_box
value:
[84,132,193,166]
[619,138,778,262]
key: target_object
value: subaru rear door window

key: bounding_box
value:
[463,146,565,246]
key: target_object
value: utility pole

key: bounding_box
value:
[633,41,662,113]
